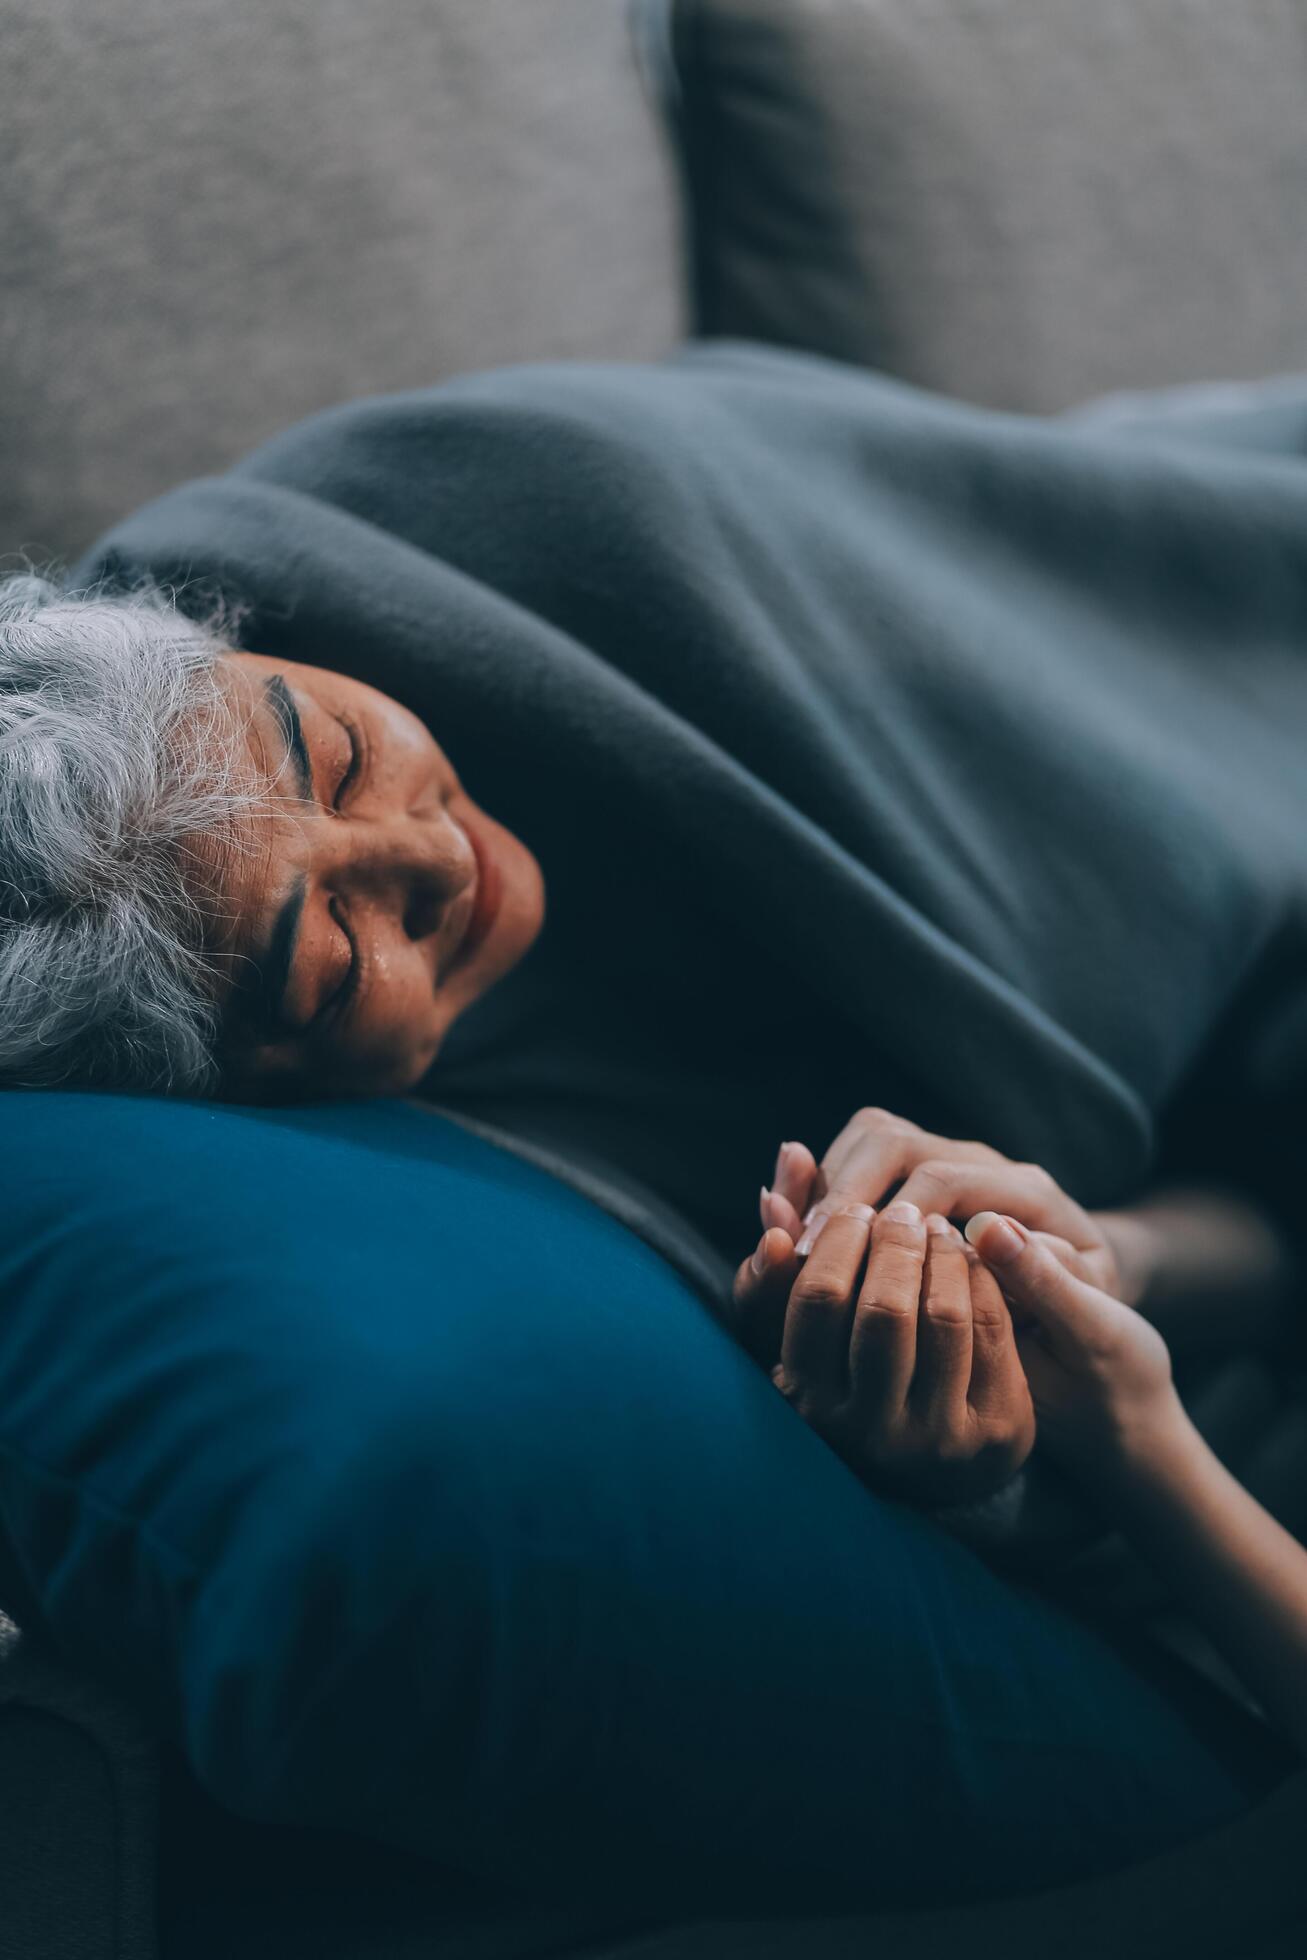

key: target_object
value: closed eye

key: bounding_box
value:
[334,716,363,809]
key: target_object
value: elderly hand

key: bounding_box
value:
[755,1110,1123,1304]
[732,1199,1035,1506]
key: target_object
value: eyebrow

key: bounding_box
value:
[242,676,313,1034]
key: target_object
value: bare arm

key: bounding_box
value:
[967,1213,1307,1759]
[1096,1184,1302,1355]
[1108,1395,1307,1755]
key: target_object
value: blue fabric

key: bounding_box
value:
[0,1092,1267,1912]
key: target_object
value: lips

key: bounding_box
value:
[443,810,503,980]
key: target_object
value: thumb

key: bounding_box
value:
[964,1212,1119,1365]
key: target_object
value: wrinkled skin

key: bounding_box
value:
[194,652,545,1100]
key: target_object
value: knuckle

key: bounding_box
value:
[858,1106,914,1137]
[981,1426,1034,1478]
[858,1293,915,1325]
[911,1160,956,1199]
[968,1295,1010,1335]
[975,1402,1022,1443]
[872,1216,926,1251]
[923,1296,970,1327]
[925,1427,975,1466]
[791,1276,848,1313]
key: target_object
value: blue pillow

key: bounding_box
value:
[0,1093,1264,1912]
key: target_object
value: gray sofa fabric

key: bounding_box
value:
[669,0,1307,412]
[0,0,687,568]
[0,1613,157,1960]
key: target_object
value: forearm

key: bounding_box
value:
[1109,1398,1307,1757]
[1097,1185,1301,1354]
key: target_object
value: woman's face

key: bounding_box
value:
[200,652,545,1099]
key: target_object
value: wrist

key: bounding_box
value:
[1096,1209,1161,1309]
[1101,1387,1199,1492]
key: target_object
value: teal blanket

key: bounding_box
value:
[75,344,1307,1253]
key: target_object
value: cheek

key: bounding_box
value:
[363,948,441,1055]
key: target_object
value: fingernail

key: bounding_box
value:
[794,1211,830,1258]
[883,1199,922,1225]
[760,1183,772,1217]
[925,1212,955,1237]
[750,1234,771,1278]
[774,1141,798,1185]
[965,1211,1023,1262]
[840,1202,875,1222]
[761,1188,790,1231]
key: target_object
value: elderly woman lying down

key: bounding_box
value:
[1,342,1306,1748]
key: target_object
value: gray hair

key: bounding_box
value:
[0,570,258,1094]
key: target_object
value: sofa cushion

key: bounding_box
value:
[0,0,685,566]
[666,0,1307,411]
[0,1090,1283,1914]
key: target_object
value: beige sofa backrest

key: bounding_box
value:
[0,0,687,567]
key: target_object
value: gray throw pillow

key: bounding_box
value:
[667,0,1307,410]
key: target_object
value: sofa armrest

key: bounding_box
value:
[0,1612,158,1960]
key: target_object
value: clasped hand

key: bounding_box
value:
[729,1108,1175,1506]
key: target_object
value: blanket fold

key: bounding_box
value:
[74,343,1307,1254]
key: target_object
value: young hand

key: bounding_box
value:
[964,1211,1179,1479]
[732,1199,1036,1507]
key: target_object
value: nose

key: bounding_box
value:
[319,810,473,941]
[401,879,446,943]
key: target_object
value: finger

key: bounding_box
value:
[961,1243,1029,1415]
[1027,1231,1118,1294]
[894,1162,1094,1250]
[794,1205,833,1258]
[813,1108,922,1220]
[814,1127,909,1219]
[781,1204,875,1396]
[912,1215,973,1427]
[818,1116,1005,1225]
[773,1140,819,1215]
[821,1107,1000,1194]
[848,1199,926,1424]
[1028,1230,1078,1262]
[760,1183,807,1241]
[731,1227,801,1366]
[964,1212,1122,1364]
